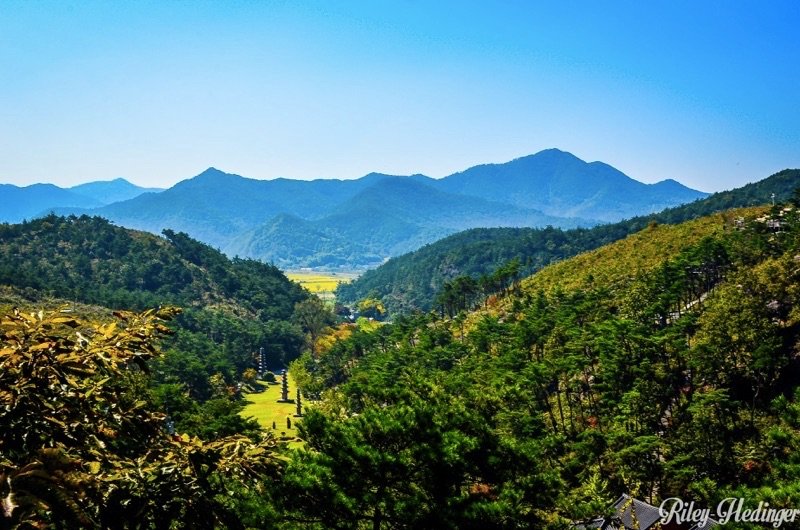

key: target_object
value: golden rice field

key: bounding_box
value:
[285,271,358,299]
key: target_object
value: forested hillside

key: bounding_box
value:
[288,203,800,528]
[339,168,800,313]
[0,214,353,527]
[4,203,800,528]
[0,214,313,436]
[0,214,305,317]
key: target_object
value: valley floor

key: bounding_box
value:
[285,270,359,300]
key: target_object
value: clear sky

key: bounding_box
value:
[1,1,798,192]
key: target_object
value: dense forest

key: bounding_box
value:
[338,169,800,314]
[0,215,313,439]
[3,196,800,528]
[283,204,800,528]
[0,307,278,528]
[0,214,306,317]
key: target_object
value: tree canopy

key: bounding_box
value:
[0,307,277,529]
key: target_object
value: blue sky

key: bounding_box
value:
[0,1,798,192]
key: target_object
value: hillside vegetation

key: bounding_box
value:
[339,168,800,313]
[288,203,800,527]
[0,306,279,528]
[3,201,800,527]
[518,211,734,295]
[0,214,306,319]
[0,214,314,439]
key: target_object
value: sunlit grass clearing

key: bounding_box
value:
[241,373,303,445]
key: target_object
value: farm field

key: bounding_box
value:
[285,270,359,300]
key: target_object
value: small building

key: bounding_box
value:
[572,494,719,530]
[766,219,784,231]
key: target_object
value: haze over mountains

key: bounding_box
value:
[2,149,707,268]
[437,149,705,221]
[339,168,800,313]
[0,178,162,223]
[69,178,164,205]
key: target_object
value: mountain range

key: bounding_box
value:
[436,149,705,221]
[338,168,800,313]
[0,177,162,223]
[2,149,707,268]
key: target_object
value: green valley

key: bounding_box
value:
[2,178,800,529]
[4,2,798,528]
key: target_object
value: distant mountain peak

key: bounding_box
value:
[436,149,707,222]
[361,172,405,180]
[518,148,579,162]
[654,178,687,187]
[197,167,228,177]
[28,183,63,190]
[65,177,163,208]
[533,147,572,156]
[182,167,246,186]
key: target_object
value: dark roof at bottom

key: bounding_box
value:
[612,495,663,530]
[572,494,720,530]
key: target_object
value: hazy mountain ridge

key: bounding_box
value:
[6,150,707,268]
[0,183,102,223]
[433,149,706,221]
[0,178,161,223]
[226,176,586,267]
[63,169,403,250]
[69,177,163,205]
[338,168,800,313]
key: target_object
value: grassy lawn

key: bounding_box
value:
[241,373,304,444]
